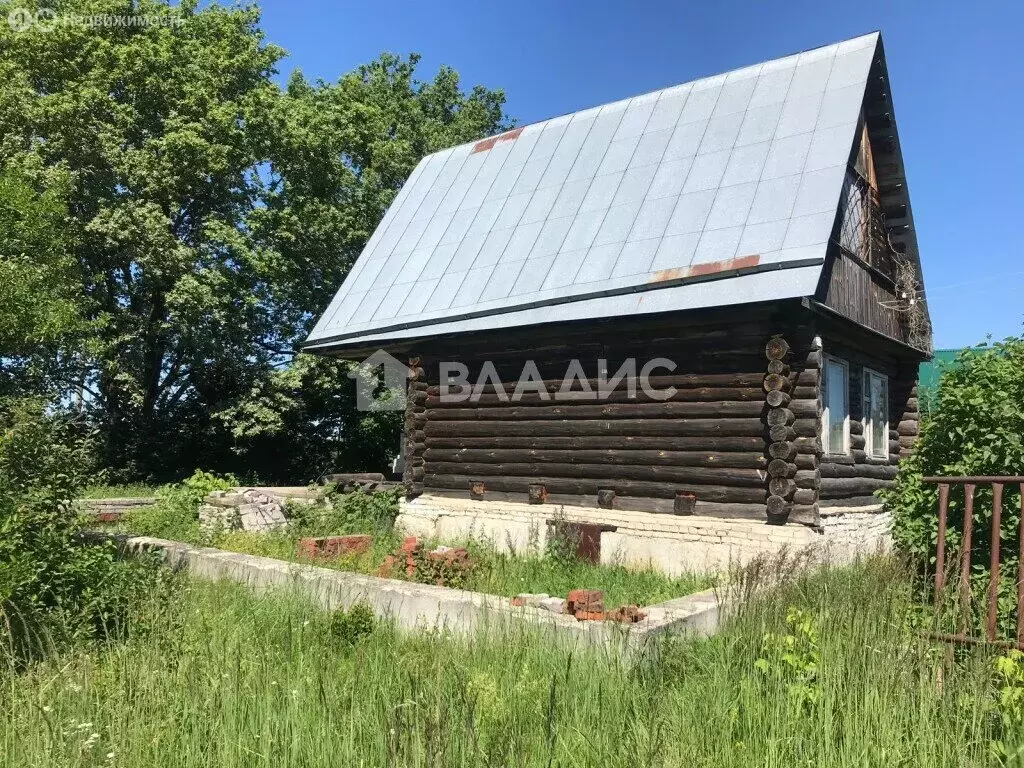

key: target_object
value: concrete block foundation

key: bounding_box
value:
[397,495,891,576]
[110,535,723,658]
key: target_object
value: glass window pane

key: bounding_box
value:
[826,360,848,453]
[869,374,887,457]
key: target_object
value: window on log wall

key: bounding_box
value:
[863,368,889,459]
[822,356,850,456]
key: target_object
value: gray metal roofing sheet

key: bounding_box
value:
[306,32,881,350]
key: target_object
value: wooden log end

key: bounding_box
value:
[765,337,791,361]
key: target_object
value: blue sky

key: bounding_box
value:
[257,0,1022,350]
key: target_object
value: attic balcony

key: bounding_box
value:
[837,167,900,283]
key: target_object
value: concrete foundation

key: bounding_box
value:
[113,535,722,658]
[79,497,157,522]
[397,495,891,576]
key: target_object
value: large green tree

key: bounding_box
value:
[0,0,509,480]
[0,161,83,397]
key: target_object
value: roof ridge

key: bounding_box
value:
[429,31,882,159]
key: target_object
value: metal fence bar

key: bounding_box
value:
[988,483,1004,641]
[1018,483,1024,647]
[959,484,976,633]
[935,482,950,607]
[923,476,1024,483]
[923,476,1023,650]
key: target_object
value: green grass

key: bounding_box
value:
[109,488,712,608]
[3,556,1021,766]
[208,528,713,609]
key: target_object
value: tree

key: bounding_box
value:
[0,162,83,398]
[0,0,510,480]
[883,335,1024,632]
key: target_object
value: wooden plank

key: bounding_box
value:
[424,435,768,452]
[424,418,769,438]
[425,461,768,488]
[424,401,766,421]
[422,474,767,503]
[425,386,767,407]
[425,373,771,396]
[423,448,769,469]
[422,488,770,519]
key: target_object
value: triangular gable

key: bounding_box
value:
[819,36,930,349]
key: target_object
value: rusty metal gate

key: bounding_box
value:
[922,476,1024,649]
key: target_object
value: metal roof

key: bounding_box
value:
[306,32,882,352]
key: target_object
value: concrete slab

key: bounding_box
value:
[113,535,724,658]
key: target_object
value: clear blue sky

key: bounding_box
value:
[257,0,1022,350]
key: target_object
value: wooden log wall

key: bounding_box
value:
[402,358,426,499]
[400,305,826,522]
[817,336,919,507]
[763,334,823,525]
[821,250,906,343]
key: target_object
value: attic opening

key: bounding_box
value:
[830,44,932,354]
[837,117,898,281]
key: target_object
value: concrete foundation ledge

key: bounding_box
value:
[397,495,890,576]
[113,535,723,657]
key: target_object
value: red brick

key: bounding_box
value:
[566,589,604,613]
[607,605,647,623]
[567,589,603,604]
[296,538,320,560]
[377,555,398,578]
[511,596,526,607]
[401,536,421,554]
[297,535,372,560]
[575,610,607,622]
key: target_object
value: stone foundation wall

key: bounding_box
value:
[817,504,893,555]
[200,486,325,532]
[80,497,157,522]
[110,534,724,657]
[397,495,892,576]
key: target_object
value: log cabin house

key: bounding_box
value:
[304,32,930,547]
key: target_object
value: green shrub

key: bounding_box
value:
[0,399,162,659]
[329,601,376,647]
[882,336,1024,633]
[289,486,401,536]
[125,469,236,543]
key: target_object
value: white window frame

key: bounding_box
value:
[862,367,890,459]
[821,355,850,455]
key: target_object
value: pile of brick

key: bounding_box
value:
[297,535,372,561]
[567,589,606,621]
[510,589,647,623]
[200,488,291,532]
[378,536,423,579]
[377,537,475,587]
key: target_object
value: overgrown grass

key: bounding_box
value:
[214,528,712,608]
[3,556,1021,766]
[114,483,711,608]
